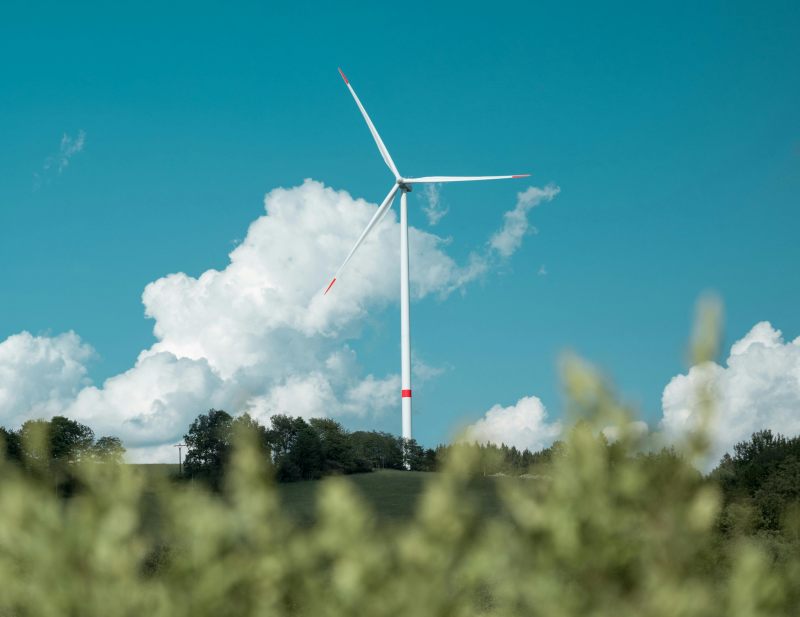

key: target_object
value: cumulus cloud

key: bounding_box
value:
[489,184,560,258]
[661,321,800,469]
[0,332,94,428]
[421,183,448,226]
[66,352,236,449]
[140,180,478,375]
[463,395,562,452]
[1,179,559,461]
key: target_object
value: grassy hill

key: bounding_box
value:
[278,469,427,524]
[129,463,181,480]
[279,469,509,525]
[130,466,508,525]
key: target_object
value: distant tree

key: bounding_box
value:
[184,409,234,487]
[422,447,437,471]
[49,416,95,463]
[92,436,126,463]
[2,418,126,497]
[712,430,800,533]
[17,416,95,466]
[402,438,431,471]
[277,419,324,482]
[8,417,96,496]
[351,431,404,470]
[754,455,800,530]
[433,440,562,475]
[183,410,269,487]
[265,414,302,462]
[308,418,371,474]
[0,426,23,463]
[230,413,270,456]
[17,419,54,465]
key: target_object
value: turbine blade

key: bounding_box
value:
[324,184,400,295]
[338,68,400,179]
[405,174,530,184]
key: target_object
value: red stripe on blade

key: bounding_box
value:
[512,174,530,178]
[324,277,337,295]
[401,389,412,398]
[338,68,349,84]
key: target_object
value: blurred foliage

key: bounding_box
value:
[1,302,799,615]
[1,416,125,497]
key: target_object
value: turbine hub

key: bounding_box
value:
[397,179,412,192]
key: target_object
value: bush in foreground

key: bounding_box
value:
[0,303,799,615]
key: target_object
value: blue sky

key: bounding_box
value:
[1,1,799,459]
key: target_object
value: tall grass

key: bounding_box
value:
[1,299,798,616]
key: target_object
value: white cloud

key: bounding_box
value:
[421,183,448,225]
[489,184,560,258]
[463,395,562,452]
[661,321,800,469]
[34,130,86,189]
[413,357,447,383]
[602,421,649,443]
[55,130,86,173]
[140,180,477,378]
[0,331,94,428]
[65,352,237,449]
[0,179,559,461]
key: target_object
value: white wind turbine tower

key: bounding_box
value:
[324,68,529,450]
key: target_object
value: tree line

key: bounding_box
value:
[712,429,800,536]
[0,416,125,495]
[180,409,575,487]
[181,409,439,487]
[3,411,800,538]
[0,409,548,489]
[0,416,125,465]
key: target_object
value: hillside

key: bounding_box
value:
[130,465,507,524]
[282,469,520,525]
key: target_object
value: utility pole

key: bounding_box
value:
[174,443,186,476]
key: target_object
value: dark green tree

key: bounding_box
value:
[712,430,800,533]
[17,416,95,466]
[92,436,126,463]
[183,411,269,487]
[183,409,234,487]
[402,438,430,471]
[0,426,23,463]
[265,414,301,461]
[754,455,800,530]
[49,416,95,463]
[350,431,404,469]
[308,418,368,473]
[276,419,324,482]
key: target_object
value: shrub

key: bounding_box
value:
[0,301,798,615]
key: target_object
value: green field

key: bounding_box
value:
[130,463,181,480]
[130,466,507,525]
[279,470,412,523]
[280,470,510,524]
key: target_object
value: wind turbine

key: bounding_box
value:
[324,68,529,449]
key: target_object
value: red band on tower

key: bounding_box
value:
[401,389,412,398]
